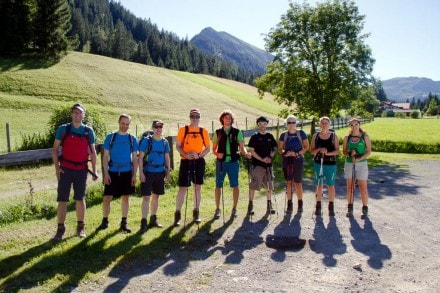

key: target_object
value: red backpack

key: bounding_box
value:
[59,123,92,170]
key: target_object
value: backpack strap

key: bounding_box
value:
[183,125,206,147]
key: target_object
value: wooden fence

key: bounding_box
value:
[0,117,370,168]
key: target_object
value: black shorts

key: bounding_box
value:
[103,171,135,197]
[140,171,165,196]
[178,158,205,187]
[57,167,88,202]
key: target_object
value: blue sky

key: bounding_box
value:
[118,0,440,81]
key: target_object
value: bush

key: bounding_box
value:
[410,110,420,119]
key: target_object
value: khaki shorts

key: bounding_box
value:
[249,165,274,191]
[344,161,368,181]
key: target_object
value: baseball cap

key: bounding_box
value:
[190,108,201,116]
[152,120,164,128]
[71,103,85,112]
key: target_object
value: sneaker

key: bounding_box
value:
[148,215,163,228]
[120,220,132,233]
[214,208,221,219]
[231,208,237,218]
[96,220,108,231]
[314,201,322,216]
[193,209,202,224]
[247,201,254,216]
[286,200,293,213]
[362,205,368,217]
[140,218,148,234]
[53,224,65,242]
[297,200,303,213]
[267,201,275,215]
[329,202,335,217]
[174,211,181,226]
[346,204,354,217]
[77,222,86,238]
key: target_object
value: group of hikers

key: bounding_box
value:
[51,103,371,242]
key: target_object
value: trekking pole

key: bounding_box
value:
[245,158,253,231]
[347,161,356,217]
[221,161,225,224]
[193,159,200,231]
[267,165,278,218]
[184,169,190,228]
[319,157,326,198]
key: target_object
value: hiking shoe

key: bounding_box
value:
[286,200,293,213]
[267,201,275,215]
[297,200,303,213]
[193,209,202,224]
[53,224,65,242]
[329,202,335,217]
[77,222,86,238]
[247,201,254,216]
[346,204,354,217]
[96,220,108,231]
[120,220,132,233]
[314,202,322,216]
[231,208,237,218]
[214,208,221,219]
[140,218,148,234]
[174,211,181,226]
[362,206,368,217]
[148,215,163,228]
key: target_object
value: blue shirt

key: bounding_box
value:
[103,132,138,172]
[139,136,170,173]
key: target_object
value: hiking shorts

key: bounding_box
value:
[57,167,88,202]
[141,171,166,196]
[215,160,239,188]
[313,162,337,186]
[178,158,205,187]
[103,171,135,197]
[249,165,274,191]
[344,161,368,181]
[282,156,304,183]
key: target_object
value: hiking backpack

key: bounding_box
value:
[59,123,92,170]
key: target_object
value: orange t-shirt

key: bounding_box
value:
[176,126,210,159]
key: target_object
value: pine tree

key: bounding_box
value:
[33,0,71,58]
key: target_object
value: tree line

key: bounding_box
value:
[0,0,259,84]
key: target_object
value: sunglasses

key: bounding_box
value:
[257,122,268,126]
[154,125,163,129]
[190,115,200,119]
[350,123,359,127]
[287,121,296,124]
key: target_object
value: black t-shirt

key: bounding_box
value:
[248,132,277,167]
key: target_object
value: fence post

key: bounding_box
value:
[6,122,11,153]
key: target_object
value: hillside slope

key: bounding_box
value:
[0,52,283,149]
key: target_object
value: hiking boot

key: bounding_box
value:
[120,220,132,233]
[297,200,303,213]
[96,219,108,231]
[329,202,335,217]
[174,211,181,226]
[362,205,368,217]
[346,204,354,217]
[193,209,202,224]
[267,200,275,215]
[53,224,65,242]
[231,208,237,218]
[148,215,163,228]
[76,222,86,238]
[214,208,221,219]
[247,201,254,216]
[286,200,293,213]
[315,201,322,216]
[140,218,148,234]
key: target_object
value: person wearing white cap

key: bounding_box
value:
[173,108,211,226]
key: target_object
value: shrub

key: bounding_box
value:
[410,110,420,119]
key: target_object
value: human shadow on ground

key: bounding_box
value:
[309,216,347,267]
[1,229,143,292]
[269,211,304,262]
[222,214,269,264]
[349,216,392,269]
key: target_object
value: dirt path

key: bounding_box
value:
[79,159,440,292]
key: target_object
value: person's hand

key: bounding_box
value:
[104,173,111,185]
[140,172,146,183]
[217,152,224,159]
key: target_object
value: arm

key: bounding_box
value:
[52,139,62,181]
[138,151,146,183]
[239,141,251,159]
[342,136,350,157]
[164,153,171,182]
[131,150,138,186]
[89,143,98,181]
[102,149,111,185]
[310,133,319,155]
